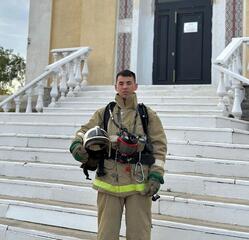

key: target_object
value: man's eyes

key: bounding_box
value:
[119,82,132,86]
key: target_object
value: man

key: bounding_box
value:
[70,70,167,240]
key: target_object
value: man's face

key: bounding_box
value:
[115,75,138,99]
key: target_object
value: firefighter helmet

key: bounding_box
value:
[83,126,110,151]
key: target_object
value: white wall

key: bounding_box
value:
[211,0,227,86]
[25,0,52,83]
[137,0,155,85]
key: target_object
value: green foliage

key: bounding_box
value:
[0,46,26,94]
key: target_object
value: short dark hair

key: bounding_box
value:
[116,69,136,83]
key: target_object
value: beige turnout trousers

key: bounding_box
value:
[97,192,152,240]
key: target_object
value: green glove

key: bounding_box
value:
[69,140,88,163]
[143,172,164,197]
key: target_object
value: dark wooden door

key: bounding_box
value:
[153,0,212,85]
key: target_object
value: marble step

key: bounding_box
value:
[164,173,249,200]
[0,196,249,240]
[160,192,249,227]
[1,172,249,212]
[0,160,89,182]
[76,88,217,97]
[168,140,249,161]
[0,138,248,165]
[56,101,219,111]
[44,107,223,115]
[1,155,249,184]
[81,84,217,92]
[1,113,248,130]
[0,127,248,150]
[0,146,73,165]
[0,218,96,240]
[167,155,249,178]
[1,175,249,225]
[59,96,219,104]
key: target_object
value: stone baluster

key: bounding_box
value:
[2,102,10,112]
[14,96,21,113]
[59,65,68,99]
[231,80,243,119]
[235,49,242,74]
[74,57,82,93]
[224,61,233,112]
[62,52,70,83]
[35,80,44,112]
[81,58,89,87]
[25,88,33,113]
[49,72,59,107]
[67,61,77,97]
[217,71,227,114]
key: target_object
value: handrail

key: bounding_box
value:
[0,46,91,112]
[213,38,243,65]
[213,65,249,85]
[213,37,249,119]
[46,47,90,70]
[0,69,52,108]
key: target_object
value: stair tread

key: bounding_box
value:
[166,171,249,183]
[154,214,249,233]
[169,139,249,148]
[45,106,222,111]
[0,218,97,240]
[1,195,249,235]
[0,126,248,137]
[1,175,249,207]
[163,191,249,206]
[58,101,218,106]
[0,194,97,212]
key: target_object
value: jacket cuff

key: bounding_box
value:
[150,159,165,176]
[148,171,164,184]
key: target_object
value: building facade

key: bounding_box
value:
[26,0,247,85]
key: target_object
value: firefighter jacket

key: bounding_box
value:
[75,93,167,197]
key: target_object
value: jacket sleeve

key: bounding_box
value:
[147,107,167,177]
[74,107,105,142]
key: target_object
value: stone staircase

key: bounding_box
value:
[0,85,249,240]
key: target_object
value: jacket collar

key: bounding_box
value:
[115,93,138,110]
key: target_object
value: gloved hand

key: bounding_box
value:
[69,139,88,163]
[142,172,164,197]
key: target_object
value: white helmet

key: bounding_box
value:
[83,126,110,151]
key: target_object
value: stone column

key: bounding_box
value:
[25,0,53,84]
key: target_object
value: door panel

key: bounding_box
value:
[153,0,212,85]
[157,15,170,84]
[176,12,203,84]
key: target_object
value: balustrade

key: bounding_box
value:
[213,38,249,119]
[0,47,91,113]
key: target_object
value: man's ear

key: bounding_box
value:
[115,84,118,91]
[134,83,138,91]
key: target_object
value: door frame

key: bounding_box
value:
[153,0,212,85]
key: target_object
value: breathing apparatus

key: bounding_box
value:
[116,128,146,157]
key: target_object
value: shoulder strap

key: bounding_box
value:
[137,103,149,135]
[103,102,149,134]
[103,101,116,131]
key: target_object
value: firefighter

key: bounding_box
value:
[70,69,167,240]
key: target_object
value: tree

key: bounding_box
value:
[0,46,26,94]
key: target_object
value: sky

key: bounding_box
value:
[0,0,30,59]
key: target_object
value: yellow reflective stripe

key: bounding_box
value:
[93,179,145,193]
